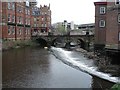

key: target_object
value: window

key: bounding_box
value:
[21,17,23,24]
[19,28,22,35]
[8,14,11,22]
[18,17,21,23]
[28,29,30,35]
[17,28,22,35]
[100,7,106,14]
[45,24,47,27]
[28,19,30,25]
[45,12,47,15]
[26,0,30,7]
[12,15,15,23]
[34,18,37,22]
[118,14,120,23]
[25,19,27,25]
[28,9,30,15]
[25,9,27,14]
[8,3,11,10]
[12,3,15,10]
[25,29,27,35]
[12,26,15,35]
[41,24,44,27]
[119,32,120,41]
[99,20,105,27]
[17,17,19,23]
[18,16,22,24]
[17,6,23,13]
[116,0,120,4]
[42,17,44,21]
[34,24,36,27]
[17,6,20,12]
[8,26,11,35]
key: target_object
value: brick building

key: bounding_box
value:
[94,1,120,51]
[106,1,120,51]
[0,0,2,39]
[31,4,51,36]
[2,1,32,40]
[31,6,41,35]
[94,0,120,63]
[40,4,51,33]
[94,1,107,50]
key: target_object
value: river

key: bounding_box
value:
[2,47,115,89]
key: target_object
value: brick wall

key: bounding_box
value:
[94,2,107,45]
[2,2,32,40]
[94,1,120,50]
[0,1,2,39]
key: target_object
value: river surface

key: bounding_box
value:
[2,47,115,89]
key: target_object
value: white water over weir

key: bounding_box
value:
[50,47,120,84]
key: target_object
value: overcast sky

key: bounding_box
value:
[37,0,98,24]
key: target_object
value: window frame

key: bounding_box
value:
[19,28,22,35]
[8,26,11,35]
[11,26,15,35]
[100,7,106,14]
[12,15,15,23]
[12,3,15,10]
[118,14,120,23]
[99,20,106,28]
[8,14,11,22]
[119,32,120,41]
[8,2,11,10]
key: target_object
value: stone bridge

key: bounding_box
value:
[31,34,94,50]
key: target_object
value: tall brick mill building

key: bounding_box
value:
[31,4,51,36]
[2,1,32,40]
[1,1,51,40]
[0,0,2,39]
[94,0,120,64]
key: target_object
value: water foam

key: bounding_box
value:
[50,47,120,83]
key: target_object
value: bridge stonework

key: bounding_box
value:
[31,35,94,49]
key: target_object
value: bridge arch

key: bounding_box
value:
[77,38,85,49]
[36,38,48,47]
[51,37,65,47]
[68,37,86,49]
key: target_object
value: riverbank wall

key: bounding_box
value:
[2,39,39,51]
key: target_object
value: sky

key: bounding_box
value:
[37,0,98,25]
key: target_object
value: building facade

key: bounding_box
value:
[31,4,51,36]
[78,23,95,35]
[94,2,107,50]
[31,6,41,35]
[0,0,2,39]
[106,1,120,50]
[94,1,120,51]
[2,1,32,40]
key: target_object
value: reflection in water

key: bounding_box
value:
[2,47,92,88]
[2,47,115,89]
[3,47,50,88]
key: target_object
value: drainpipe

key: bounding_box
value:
[15,2,17,40]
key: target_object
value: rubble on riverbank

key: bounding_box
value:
[2,40,39,51]
[75,48,120,77]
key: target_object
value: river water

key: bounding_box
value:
[2,47,115,89]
